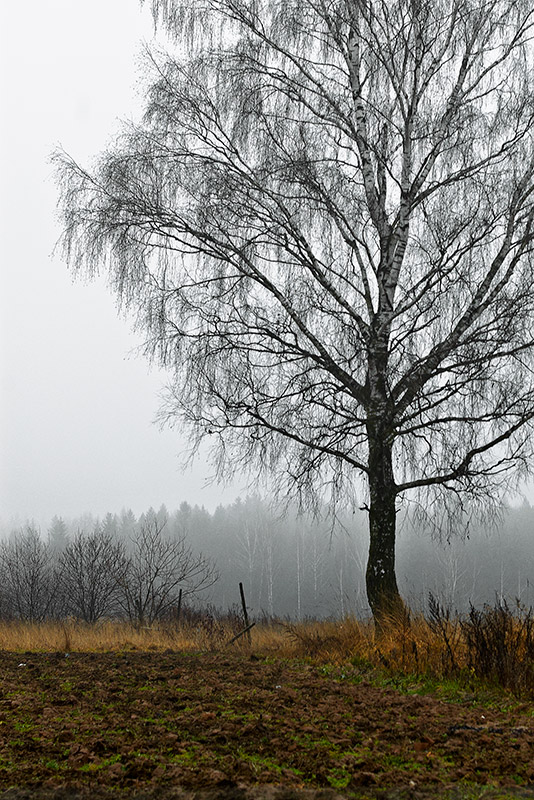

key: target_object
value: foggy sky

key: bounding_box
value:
[1,2,532,532]
[0,0,242,529]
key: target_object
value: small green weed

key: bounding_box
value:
[168,746,203,765]
[326,767,352,789]
[14,721,34,733]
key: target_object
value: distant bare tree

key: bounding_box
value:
[0,526,59,621]
[117,513,218,627]
[59,528,129,622]
[55,0,534,620]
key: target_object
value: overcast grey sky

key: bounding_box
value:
[0,0,243,529]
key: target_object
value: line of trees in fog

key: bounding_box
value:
[0,511,216,625]
[1,496,532,622]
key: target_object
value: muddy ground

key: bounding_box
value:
[0,651,532,799]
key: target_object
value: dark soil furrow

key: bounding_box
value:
[0,652,532,799]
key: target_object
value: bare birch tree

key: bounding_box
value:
[54,0,534,620]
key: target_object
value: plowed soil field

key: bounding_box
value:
[0,651,532,800]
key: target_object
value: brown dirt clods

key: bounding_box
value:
[0,652,532,799]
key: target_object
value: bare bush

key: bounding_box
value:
[461,599,534,697]
[117,513,218,627]
[59,528,129,622]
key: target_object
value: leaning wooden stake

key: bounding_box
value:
[226,622,256,646]
[176,588,183,625]
[239,582,252,643]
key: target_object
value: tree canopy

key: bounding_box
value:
[55,0,534,619]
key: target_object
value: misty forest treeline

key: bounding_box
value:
[1,496,532,623]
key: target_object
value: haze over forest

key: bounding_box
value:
[1,497,532,620]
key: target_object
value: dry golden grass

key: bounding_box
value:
[0,619,223,655]
[0,615,396,658]
[1,606,531,697]
[0,612,476,675]
[275,613,462,674]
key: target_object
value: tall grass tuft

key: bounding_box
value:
[460,599,534,697]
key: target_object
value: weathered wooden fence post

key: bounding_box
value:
[176,588,183,625]
[239,582,252,644]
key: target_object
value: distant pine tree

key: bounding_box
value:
[47,515,68,554]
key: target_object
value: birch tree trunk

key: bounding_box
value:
[366,422,403,619]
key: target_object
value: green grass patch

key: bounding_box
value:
[78,754,122,773]
[326,767,352,789]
